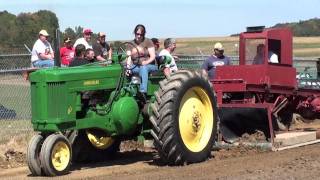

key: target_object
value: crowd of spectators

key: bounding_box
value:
[30,28,113,68]
[30,26,180,73]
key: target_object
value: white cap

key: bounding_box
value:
[39,29,49,36]
[214,42,224,51]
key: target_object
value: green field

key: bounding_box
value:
[167,36,320,58]
[0,76,32,146]
[0,120,33,145]
[0,76,31,120]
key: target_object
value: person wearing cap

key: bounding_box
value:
[73,28,93,49]
[201,42,231,79]
[60,37,75,67]
[92,32,112,62]
[31,29,54,68]
[159,38,178,76]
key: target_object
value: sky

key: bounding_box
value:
[1,0,320,40]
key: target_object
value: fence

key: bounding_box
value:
[0,47,34,148]
[177,55,320,78]
[0,52,319,146]
[0,46,31,70]
[0,70,33,150]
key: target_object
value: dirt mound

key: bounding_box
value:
[0,140,151,169]
[0,149,25,169]
[213,145,265,160]
[290,114,320,130]
[120,140,145,152]
[238,130,268,143]
[0,135,29,169]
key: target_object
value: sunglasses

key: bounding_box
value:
[135,33,144,36]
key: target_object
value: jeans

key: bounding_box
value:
[32,59,54,68]
[131,64,158,92]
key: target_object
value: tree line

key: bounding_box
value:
[0,9,319,50]
[0,10,92,49]
[0,10,127,54]
[273,18,320,37]
[0,10,60,48]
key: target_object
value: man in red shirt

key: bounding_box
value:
[60,37,75,67]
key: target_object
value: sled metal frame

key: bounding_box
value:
[211,27,320,149]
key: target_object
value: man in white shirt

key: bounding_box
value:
[73,29,93,49]
[253,44,279,64]
[31,29,54,68]
[268,51,279,63]
[159,38,178,76]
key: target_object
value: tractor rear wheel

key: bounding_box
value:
[150,70,217,165]
[27,134,44,176]
[40,134,71,176]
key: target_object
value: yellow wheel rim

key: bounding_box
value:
[179,87,214,152]
[86,130,114,150]
[51,141,70,172]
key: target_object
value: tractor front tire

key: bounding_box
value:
[40,134,72,176]
[27,134,44,176]
[150,70,217,165]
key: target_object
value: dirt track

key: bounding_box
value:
[1,143,320,180]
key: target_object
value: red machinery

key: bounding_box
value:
[213,27,320,148]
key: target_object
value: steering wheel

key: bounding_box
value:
[116,42,141,71]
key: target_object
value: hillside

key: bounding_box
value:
[273,18,320,36]
[172,36,320,57]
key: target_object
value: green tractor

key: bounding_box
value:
[26,44,218,176]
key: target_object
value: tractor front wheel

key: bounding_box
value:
[150,70,217,165]
[40,134,72,176]
[27,134,44,176]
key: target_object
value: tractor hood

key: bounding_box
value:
[29,64,122,82]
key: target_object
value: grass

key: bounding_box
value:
[0,120,33,144]
[0,74,33,147]
[0,75,31,120]
[171,36,320,57]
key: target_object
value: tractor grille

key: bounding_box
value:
[31,81,67,121]
[47,82,67,118]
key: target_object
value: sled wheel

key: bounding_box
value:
[40,134,71,176]
[27,134,44,176]
[150,70,217,165]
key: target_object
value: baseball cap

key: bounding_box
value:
[98,32,106,37]
[39,29,49,36]
[214,42,224,51]
[64,37,71,43]
[83,29,93,35]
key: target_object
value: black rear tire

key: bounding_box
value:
[150,70,217,165]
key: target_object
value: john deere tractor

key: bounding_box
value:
[26,44,217,176]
